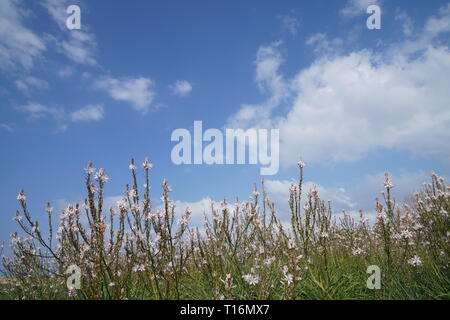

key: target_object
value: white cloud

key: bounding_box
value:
[18,102,62,120]
[424,3,450,36]
[226,41,286,130]
[340,0,381,18]
[70,105,104,122]
[18,102,105,130]
[277,14,300,36]
[42,0,69,27]
[226,5,450,167]
[254,41,285,100]
[0,0,46,71]
[305,33,344,55]
[280,47,450,165]
[95,76,156,113]
[59,31,97,66]
[395,10,414,37]
[42,0,98,66]
[15,76,49,94]
[171,80,193,97]
[0,123,14,132]
[57,66,74,78]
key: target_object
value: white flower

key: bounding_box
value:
[162,179,172,192]
[129,163,137,170]
[413,223,423,231]
[242,273,260,286]
[408,255,422,267]
[242,269,260,286]
[94,168,109,183]
[384,173,394,189]
[287,238,296,250]
[45,203,53,214]
[377,211,388,222]
[142,157,153,169]
[128,189,138,199]
[400,230,414,239]
[352,247,364,256]
[132,264,146,273]
[84,163,95,175]
[281,273,294,286]
[117,198,128,211]
[297,158,305,168]
[320,232,329,239]
[264,256,275,266]
[17,192,26,201]
[281,265,294,285]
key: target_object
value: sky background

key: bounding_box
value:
[1,0,450,251]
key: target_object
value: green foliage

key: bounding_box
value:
[1,159,449,300]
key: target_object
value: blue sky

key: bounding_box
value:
[1,0,450,249]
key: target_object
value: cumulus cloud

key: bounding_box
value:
[95,76,156,113]
[0,0,46,71]
[70,104,104,122]
[226,4,450,167]
[171,80,193,97]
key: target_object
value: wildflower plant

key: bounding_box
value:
[1,158,449,300]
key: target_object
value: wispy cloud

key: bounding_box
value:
[277,13,300,36]
[70,104,104,122]
[0,123,14,133]
[18,102,105,130]
[395,10,414,37]
[42,0,98,66]
[57,66,74,78]
[340,0,381,18]
[95,76,156,113]
[226,41,285,129]
[0,0,46,71]
[170,80,193,97]
[305,33,344,55]
[18,102,62,120]
[15,76,49,94]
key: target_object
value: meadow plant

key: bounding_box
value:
[1,158,449,300]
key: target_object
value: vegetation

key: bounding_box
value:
[1,158,449,300]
